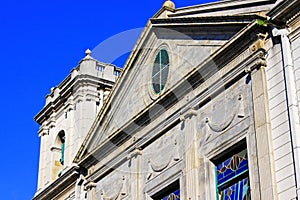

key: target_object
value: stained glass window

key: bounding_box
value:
[160,189,180,200]
[152,49,170,94]
[153,181,180,200]
[216,149,250,200]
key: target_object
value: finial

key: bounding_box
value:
[85,49,91,56]
[163,0,175,9]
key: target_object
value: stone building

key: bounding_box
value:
[33,0,300,199]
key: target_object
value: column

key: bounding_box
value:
[86,181,97,200]
[37,128,48,190]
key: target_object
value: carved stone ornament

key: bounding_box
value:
[204,94,245,142]
[126,147,143,160]
[147,138,180,180]
[149,155,172,173]
[99,176,128,200]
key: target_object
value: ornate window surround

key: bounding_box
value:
[144,160,183,200]
[152,181,180,200]
[214,148,250,200]
[205,138,256,200]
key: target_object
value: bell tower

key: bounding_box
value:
[34,49,121,191]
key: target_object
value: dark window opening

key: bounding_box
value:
[58,130,65,165]
[152,180,180,200]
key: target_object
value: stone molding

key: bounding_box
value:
[170,0,275,17]
[35,74,115,126]
[32,165,79,200]
[268,0,300,26]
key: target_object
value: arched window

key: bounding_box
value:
[152,49,170,94]
[58,130,65,165]
[51,130,66,180]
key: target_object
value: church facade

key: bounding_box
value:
[33,0,300,199]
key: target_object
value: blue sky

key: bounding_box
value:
[0,0,212,199]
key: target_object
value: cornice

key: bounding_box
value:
[34,74,115,125]
[169,0,275,17]
[268,0,300,26]
[151,15,263,25]
[32,166,79,200]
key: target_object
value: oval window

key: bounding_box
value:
[152,49,170,94]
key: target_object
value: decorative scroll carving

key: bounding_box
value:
[206,111,236,133]
[99,176,128,200]
[126,148,143,160]
[244,50,267,73]
[179,108,197,121]
[147,138,180,180]
[204,94,244,141]
[149,156,172,172]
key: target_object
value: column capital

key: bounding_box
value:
[180,108,198,121]
[84,180,97,191]
[126,147,143,160]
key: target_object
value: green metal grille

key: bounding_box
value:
[152,49,169,94]
[60,142,65,165]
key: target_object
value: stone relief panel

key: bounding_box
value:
[142,124,183,182]
[205,93,244,137]
[197,76,253,156]
[96,162,131,200]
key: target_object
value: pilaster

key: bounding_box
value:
[181,108,200,200]
[37,132,47,190]
[128,147,143,200]
[85,181,97,200]
[250,65,278,200]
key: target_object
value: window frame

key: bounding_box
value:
[151,48,170,95]
[58,130,65,165]
[151,180,180,200]
[213,145,251,200]
[144,161,182,200]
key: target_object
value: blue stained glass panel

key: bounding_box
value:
[60,142,65,165]
[161,189,180,200]
[216,149,250,200]
[219,177,250,200]
[217,149,248,186]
